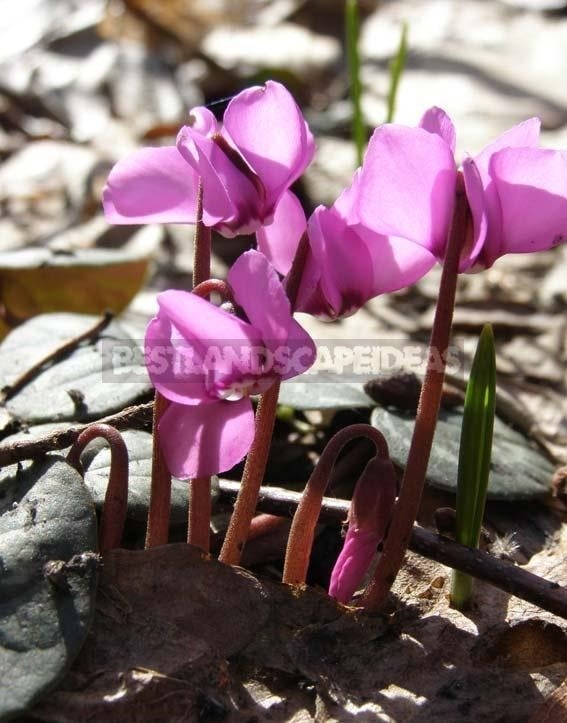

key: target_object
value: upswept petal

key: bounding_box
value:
[473,117,541,176]
[223,81,315,210]
[228,250,292,352]
[157,289,260,348]
[490,147,567,256]
[356,124,457,257]
[293,244,324,315]
[460,158,489,271]
[145,315,210,405]
[333,168,362,224]
[470,118,541,261]
[159,398,255,478]
[188,106,219,136]
[176,126,243,228]
[103,146,198,224]
[419,106,456,153]
[256,190,307,276]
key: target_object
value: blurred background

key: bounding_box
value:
[2,0,567,256]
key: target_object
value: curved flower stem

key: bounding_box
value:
[192,279,234,304]
[360,178,468,611]
[67,424,128,554]
[218,479,567,620]
[219,379,281,565]
[283,424,390,586]
[189,180,213,552]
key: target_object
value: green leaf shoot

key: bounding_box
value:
[450,324,497,609]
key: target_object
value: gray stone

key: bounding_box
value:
[371,406,554,499]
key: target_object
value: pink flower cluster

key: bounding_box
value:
[104,81,314,238]
[145,250,315,478]
[259,107,567,319]
[104,80,566,597]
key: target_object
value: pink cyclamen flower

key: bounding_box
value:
[259,108,567,319]
[145,250,315,479]
[328,455,397,604]
[103,80,314,237]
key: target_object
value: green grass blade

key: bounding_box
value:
[450,324,496,609]
[345,0,365,166]
[385,22,408,123]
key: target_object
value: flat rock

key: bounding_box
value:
[371,406,554,499]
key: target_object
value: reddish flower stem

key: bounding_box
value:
[192,180,212,289]
[219,379,281,565]
[189,180,213,553]
[145,391,172,548]
[192,279,234,304]
[67,424,128,554]
[146,180,214,551]
[218,232,310,566]
[360,178,468,611]
[283,424,390,586]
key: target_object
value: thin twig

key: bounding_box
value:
[1,311,113,403]
[0,401,153,467]
[218,480,567,620]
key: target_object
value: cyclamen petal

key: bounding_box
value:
[256,190,307,276]
[419,106,456,154]
[145,314,210,406]
[102,147,198,224]
[460,157,489,271]
[104,81,314,237]
[228,249,293,351]
[356,124,457,258]
[223,80,315,213]
[159,398,255,478]
[490,147,567,256]
[305,206,375,319]
[145,251,315,478]
[177,126,260,234]
[156,289,262,354]
[175,127,240,228]
[328,528,380,604]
